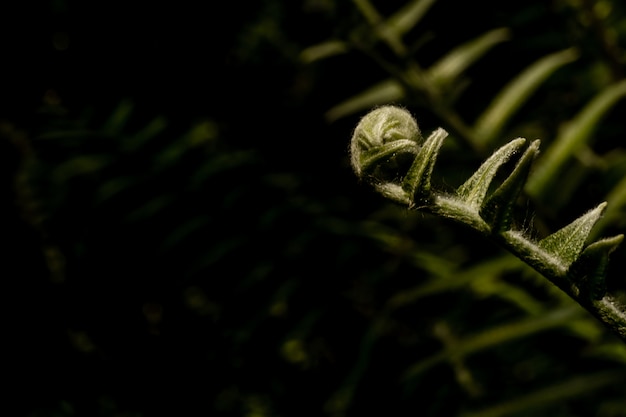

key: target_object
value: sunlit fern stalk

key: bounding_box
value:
[351,105,626,341]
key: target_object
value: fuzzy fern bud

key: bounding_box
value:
[350,106,422,181]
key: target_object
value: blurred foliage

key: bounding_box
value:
[4,0,626,416]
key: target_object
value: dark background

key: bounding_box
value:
[4,1,626,416]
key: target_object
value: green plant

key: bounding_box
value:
[305,1,626,413]
[350,104,626,340]
[10,0,626,415]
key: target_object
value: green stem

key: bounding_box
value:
[424,197,626,342]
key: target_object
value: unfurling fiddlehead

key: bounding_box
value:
[351,105,626,341]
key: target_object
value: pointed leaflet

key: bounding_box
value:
[538,202,607,268]
[402,128,447,203]
[480,140,540,232]
[568,234,623,300]
[457,138,526,209]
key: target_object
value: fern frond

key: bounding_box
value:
[351,105,626,341]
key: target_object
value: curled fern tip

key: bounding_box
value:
[350,106,422,180]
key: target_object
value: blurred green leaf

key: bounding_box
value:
[301,0,437,65]
[403,306,582,380]
[460,371,626,417]
[428,28,510,88]
[124,194,176,222]
[473,48,579,148]
[95,177,137,202]
[52,155,111,182]
[300,40,349,63]
[587,342,626,364]
[592,175,626,238]
[161,216,211,249]
[386,0,438,37]
[101,99,134,135]
[351,0,406,55]
[325,79,404,122]
[325,29,510,121]
[526,80,626,204]
[120,116,168,152]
